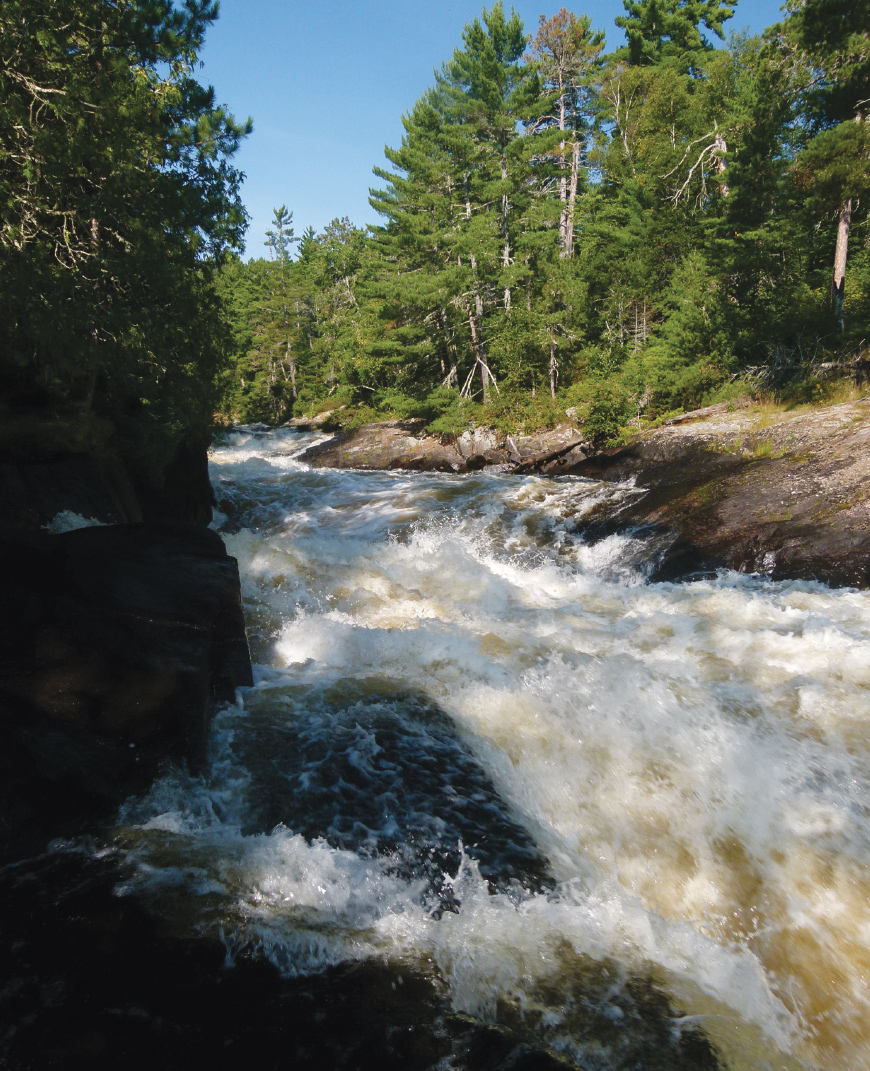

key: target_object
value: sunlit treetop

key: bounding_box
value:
[614,0,735,73]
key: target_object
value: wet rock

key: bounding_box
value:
[0,852,719,1071]
[297,419,586,474]
[0,524,252,860]
[232,686,553,896]
[299,419,469,472]
[564,398,870,587]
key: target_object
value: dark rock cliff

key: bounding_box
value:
[0,423,252,862]
[0,524,252,861]
[0,428,215,532]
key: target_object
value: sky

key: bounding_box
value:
[198,0,788,258]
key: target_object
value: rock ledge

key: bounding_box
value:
[0,523,252,860]
[563,398,870,586]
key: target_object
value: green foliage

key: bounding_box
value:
[0,0,250,463]
[614,0,734,73]
[215,1,868,448]
[583,382,633,447]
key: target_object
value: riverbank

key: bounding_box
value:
[0,423,253,863]
[294,396,870,588]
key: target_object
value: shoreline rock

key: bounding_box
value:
[296,418,587,473]
[290,398,870,588]
[563,398,870,587]
[0,523,252,861]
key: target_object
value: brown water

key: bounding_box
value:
[105,426,870,1070]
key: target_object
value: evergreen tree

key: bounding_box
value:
[526,10,606,257]
[260,205,300,417]
[372,3,553,404]
[614,0,735,73]
[215,2,867,439]
[0,0,251,438]
[785,0,870,330]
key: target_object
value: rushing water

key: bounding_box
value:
[108,426,870,1070]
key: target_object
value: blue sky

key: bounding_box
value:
[198,1,787,258]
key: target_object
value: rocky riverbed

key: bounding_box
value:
[565,397,870,587]
[295,398,870,588]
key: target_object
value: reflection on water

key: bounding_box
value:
[110,426,870,1070]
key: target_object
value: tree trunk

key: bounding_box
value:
[461,251,490,403]
[466,301,489,404]
[82,216,101,417]
[501,155,511,310]
[565,140,581,258]
[832,197,852,332]
[439,309,458,388]
[549,340,558,400]
[714,130,729,197]
[286,339,297,400]
[557,79,569,258]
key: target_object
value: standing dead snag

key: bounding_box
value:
[831,197,852,332]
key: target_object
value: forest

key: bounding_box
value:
[1,0,868,450]
[0,0,249,478]
[219,0,870,443]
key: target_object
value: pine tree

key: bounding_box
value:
[614,0,735,74]
[526,10,606,257]
[371,3,544,404]
[785,0,870,330]
[434,2,538,400]
[261,205,300,414]
[370,91,469,396]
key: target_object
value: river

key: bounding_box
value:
[110,426,870,1069]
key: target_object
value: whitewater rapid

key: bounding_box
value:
[112,426,870,1070]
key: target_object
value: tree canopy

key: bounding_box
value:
[0,0,250,453]
[196,1,870,437]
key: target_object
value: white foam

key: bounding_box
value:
[43,510,105,532]
[108,431,870,1069]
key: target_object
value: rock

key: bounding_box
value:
[563,397,870,587]
[297,419,587,474]
[513,435,589,475]
[283,406,345,430]
[132,431,215,526]
[0,417,215,532]
[659,399,750,427]
[298,420,469,472]
[0,853,716,1071]
[0,523,252,860]
[0,451,143,532]
[456,426,502,461]
[509,422,583,463]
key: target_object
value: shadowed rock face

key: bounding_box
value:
[0,429,215,533]
[0,452,142,529]
[0,524,252,861]
[563,399,870,587]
